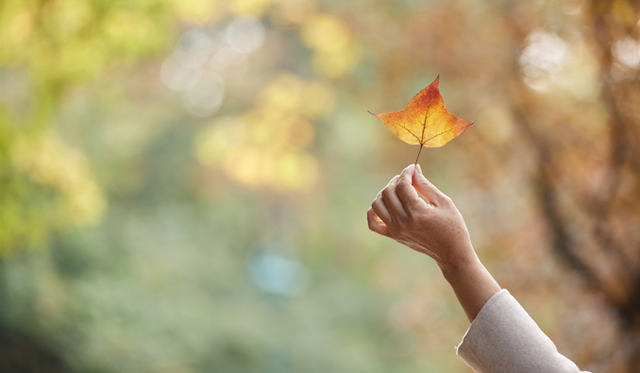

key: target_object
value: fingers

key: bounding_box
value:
[396,165,423,212]
[372,175,397,224]
[413,164,447,206]
[381,175,408,219]
[367,208,389,236]
[372,191,391,225]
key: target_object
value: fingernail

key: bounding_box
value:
[417,164,422,174]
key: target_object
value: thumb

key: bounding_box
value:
[413,164,446,206]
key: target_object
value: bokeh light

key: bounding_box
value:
[174,29,213,68]
[161,56,202,91]
[182,71,225,117]
[613,36,640,69]
[248,248,308,297]
[226,16,265,54]
[520,30,568,91]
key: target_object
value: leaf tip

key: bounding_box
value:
[433,75,440,86]
[367,110,378,117]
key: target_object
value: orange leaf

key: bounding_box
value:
[368,76,474,163]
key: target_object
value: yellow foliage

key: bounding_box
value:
[8,8,33,43]
[228,0,274,17]
[299,13,360,78]
[103,10,157,52]
[299,80,336,118]
[222,147,318,191]
[268,150,318,191]
[300,14,352,53]
[256,73,336,116]
[257,73,309,112]
[56,38,108,80]
[244,112,276,147]
[194,72,332,192]
[223,146,264,187]
[195,117,246,165]
[45,0,94,42]
[172,0,224,22]
[11,133,106,227]
[312,42,361,78]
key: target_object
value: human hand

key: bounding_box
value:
[367,164,475,269]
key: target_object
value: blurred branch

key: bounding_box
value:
[502,1,640,370]
[510,101,600,285]
[585,2,640,370]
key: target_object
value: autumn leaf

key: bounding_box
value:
[368,76,475,164]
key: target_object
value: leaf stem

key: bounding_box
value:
[414,144,423,165]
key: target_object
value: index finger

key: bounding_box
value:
[396,165,422,212]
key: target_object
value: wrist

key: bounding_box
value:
[438,250,501,322]
[438,248,481,283]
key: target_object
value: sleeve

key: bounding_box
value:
[455,289,591,373]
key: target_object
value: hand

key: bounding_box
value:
[368,164,501,322]
[367,164,475,269]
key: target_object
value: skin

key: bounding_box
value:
[367,164,501,322]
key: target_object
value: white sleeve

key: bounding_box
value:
[456,289,591,373]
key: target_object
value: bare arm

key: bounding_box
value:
[367,164,500,322]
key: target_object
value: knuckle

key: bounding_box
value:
[397,181,410,194]
[381,187,394,200]
[374,192,383,204]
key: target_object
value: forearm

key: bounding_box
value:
[438,250,501,323]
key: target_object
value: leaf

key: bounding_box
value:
[368,76,475,164]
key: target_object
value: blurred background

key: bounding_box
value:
[1,0,640,372]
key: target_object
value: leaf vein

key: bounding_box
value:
[394,121,422,143]
[421,95,433,143]
[424,126,456,144]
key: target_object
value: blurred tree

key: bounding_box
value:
[510,1,640,370]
